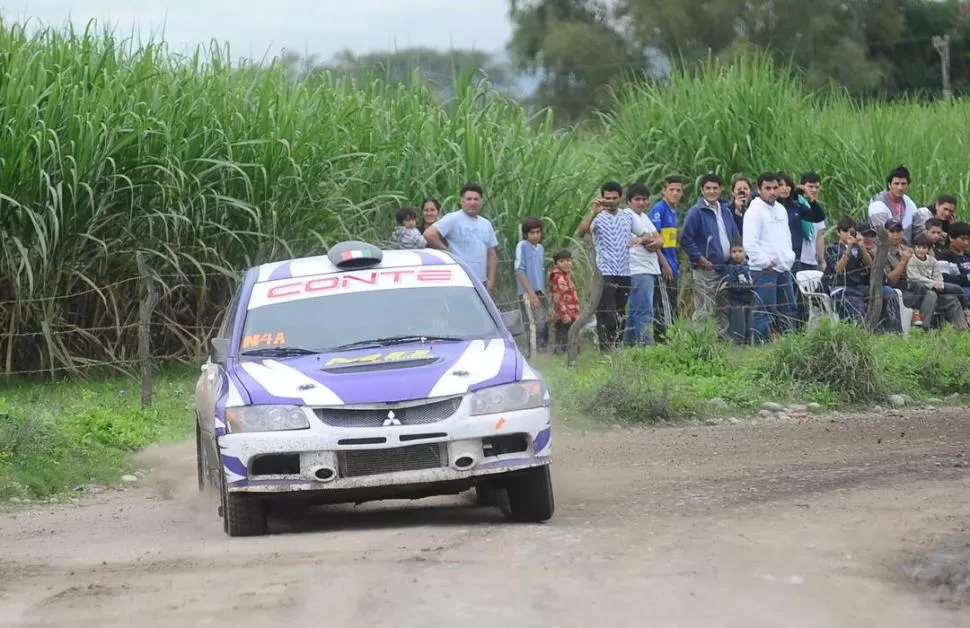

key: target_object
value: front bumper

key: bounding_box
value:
[217,398,551,494]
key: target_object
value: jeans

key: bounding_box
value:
[727,290,755,345]
[595,275,631,351]
[653,276,677,343]
[833,284,901,332]
[624,274,657,346]
[751,269,798,341]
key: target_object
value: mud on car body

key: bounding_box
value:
[195,241,555,537]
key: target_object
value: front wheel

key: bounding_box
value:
[219,459,268,537]
[505,465,555,523]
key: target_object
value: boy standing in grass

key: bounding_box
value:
[515,217,549,357]
[548,248,581,355]
[624,182,668,346]
[648,175,684,343]
[724,239,755,344]
[392,207,427,249]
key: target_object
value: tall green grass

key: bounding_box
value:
[3,22,970,377]
[605,54,970,215]
[0,20,602,375]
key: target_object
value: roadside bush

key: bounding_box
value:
[574,352,701,423]
[0,399,119,499]
[762,319,884,402]
[876,329,970,397]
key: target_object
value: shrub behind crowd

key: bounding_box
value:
[548,322,970,423]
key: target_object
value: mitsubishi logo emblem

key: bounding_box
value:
[382,410,402,426]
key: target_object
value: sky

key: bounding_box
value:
[4,0,514,62]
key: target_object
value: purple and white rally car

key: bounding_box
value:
[195,240,554,536]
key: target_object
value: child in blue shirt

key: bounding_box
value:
[515,217,549,357]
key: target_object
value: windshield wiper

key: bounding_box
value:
[240,346,320,357]
[328,335,465,352]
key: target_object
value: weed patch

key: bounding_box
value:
[544,320,970,424]
[0,367,195,500]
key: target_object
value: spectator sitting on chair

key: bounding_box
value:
[863,220,903,333]
[824,217,873,323]
[868,164,919,245]
[906,233,969,330]
[680,173,739,338]
[936,220,970,322]
[885,222,920,328]
[915,195,957,245]
[924,218,948,257]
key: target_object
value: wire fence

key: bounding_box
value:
[4,240,962,394]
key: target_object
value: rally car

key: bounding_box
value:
[195,240,554,536]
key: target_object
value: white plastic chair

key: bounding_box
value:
[795,270,838,327]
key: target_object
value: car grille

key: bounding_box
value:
[338,444,446,478]
[313,396,462,428]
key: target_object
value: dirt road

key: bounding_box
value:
[1,408,969,627]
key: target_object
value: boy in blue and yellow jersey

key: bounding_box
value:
[647,175,684,343]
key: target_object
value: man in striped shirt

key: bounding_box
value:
[575,181,633,351]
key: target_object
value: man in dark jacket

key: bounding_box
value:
[937,221,970,319]
[679,173,740,337]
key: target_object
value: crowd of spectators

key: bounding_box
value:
[389,168,970,355]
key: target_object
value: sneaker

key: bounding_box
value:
[912,312,923,327]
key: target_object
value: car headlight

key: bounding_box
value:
[470,381,543,416]
[224,405,310,433]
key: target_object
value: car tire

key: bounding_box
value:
[505,465,555,523]
[218,459,268,537]
[474,483,502,507]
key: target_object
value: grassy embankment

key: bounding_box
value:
[3,23,970,500]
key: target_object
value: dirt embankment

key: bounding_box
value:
[1,408,969,628]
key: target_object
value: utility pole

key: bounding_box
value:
[932,35,952,100]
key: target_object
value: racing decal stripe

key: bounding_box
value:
[240,360,344,405]
[533,426,552,454]
[266,261,292,281]
[257,260,289,283]
[427,339,506,397]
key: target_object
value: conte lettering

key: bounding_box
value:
[343,272,378,286]
[306,277,339,293]
[267,282,301,298]
[265,268,457,300]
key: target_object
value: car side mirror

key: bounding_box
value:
[500,309,525,337]
[210,337,230,364]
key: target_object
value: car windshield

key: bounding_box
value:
[239,285,501,355]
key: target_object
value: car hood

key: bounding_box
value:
[230,338,522,405]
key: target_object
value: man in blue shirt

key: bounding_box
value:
[424,183,499,293]
[680,173,740,338]
[575,180,633,351]
[648,175,684,343]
